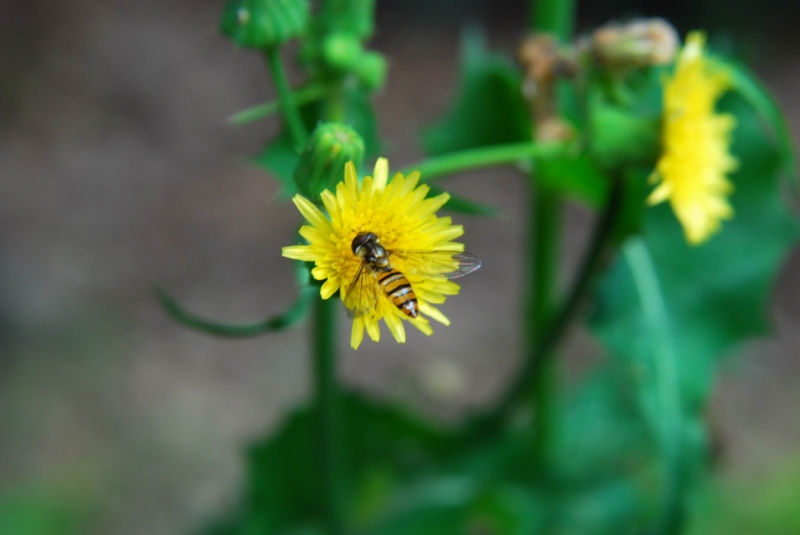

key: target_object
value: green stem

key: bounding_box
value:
[528,184,560,472]
[398,142,567,183]
[314,44,348,534]
[264,47,308,148]
[524,0,577,475]
[469,177,624,434]
[531,0,576,39]
[324,81,347,123]
[313,295,345,535]
[227,83,327,125]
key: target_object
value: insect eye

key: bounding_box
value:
[351,232,371,254]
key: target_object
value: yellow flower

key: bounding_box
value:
[283,158,467,349]
[648,32,738,245]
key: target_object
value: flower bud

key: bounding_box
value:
[293,123,365,200]
[591,18,679,68]
[353,51,387,91]
[220,0,310,49]
[317,0,376,39]
[322,32,364,73]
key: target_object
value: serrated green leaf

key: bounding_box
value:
[423,28,532,155]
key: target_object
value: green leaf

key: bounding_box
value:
[423,28,532,155]
[155,263,313,337]
[362,479,546,535]
[201,391,461,534]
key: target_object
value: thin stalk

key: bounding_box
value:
[227,83,327,125]
[398,141,567,183]
[470,177,624,434]
[313,295,345,535]
[264,47,308,147]
[314,40,348,534]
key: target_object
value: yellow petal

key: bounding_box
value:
[351,317,365,349]
[373,157,388,191]
[419,303,450,326]
[292,195,332,232]
[365,317,381,342]
[320,278,340,299]
[383,311,406,343]
[282,245,316,261]
[408,317,433,336]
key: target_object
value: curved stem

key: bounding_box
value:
[154,283,314,337]
[468,176,624,434]
[398,142,568,183]
[264,47,308,148]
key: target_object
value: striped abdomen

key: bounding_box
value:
[375,267,418,318]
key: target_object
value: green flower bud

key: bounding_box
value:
[294,123,365,199]
[220,0,310,49]
[353,51,387,91]
[317,0,376,39]
[322,32,364,73]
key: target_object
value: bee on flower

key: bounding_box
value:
[283,158,481,349]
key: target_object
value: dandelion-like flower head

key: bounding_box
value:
[283,159,465,349]
[649,32,738,245]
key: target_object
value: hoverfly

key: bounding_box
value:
[344,232,482,318]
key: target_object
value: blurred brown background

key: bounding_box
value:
[2,1,800,533]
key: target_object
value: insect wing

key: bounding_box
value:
[389,250,482,280]
[343,260,380,317]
